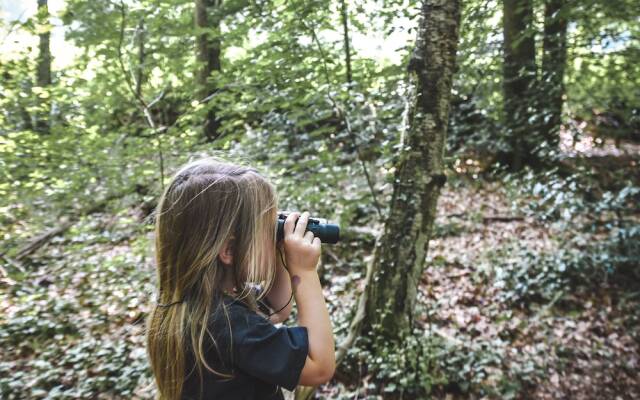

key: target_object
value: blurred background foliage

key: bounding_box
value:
[1,0,638,398]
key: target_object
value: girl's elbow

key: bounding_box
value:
[306,370,333,386]
[319,362,336,383]
[300,356,336,386]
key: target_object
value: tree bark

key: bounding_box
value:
[195,0,222,142]
[340,0,352,85]
[35,0,52,134]
[502,0,537,169]
[134,18,146,99]
[358,0,461,345]
[540,0,568,149]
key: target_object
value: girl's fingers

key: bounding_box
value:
[312,237,321,250]
[284,212,300,236]
[304,231,314,244]
[293,211,309,237]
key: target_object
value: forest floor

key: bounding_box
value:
[421,183,638,399]
[1,137,638,399]
[315,183,639,399]
[315,137,640,399]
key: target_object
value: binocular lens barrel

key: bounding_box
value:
[276,213,340,244]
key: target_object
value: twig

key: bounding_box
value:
[335,234,378,365]
[446,212,525,223]
[532,290,565,322]
[324,247,349,269]
[300,20,384,222]
[1,187,145,265]
[1,254,25,274]
[13,218,74,261]
[1,10,28,46]
[431,327,463,346]
[482,216,525,223]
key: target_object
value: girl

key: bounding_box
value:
[146,157,335,400]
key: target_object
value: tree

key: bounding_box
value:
[343,0,461,367]
[501,0,537,169]
[340,0,352,85]
[35,0,52,134]
[134,18,146,99]
[195,0,222,142]
[540,0,568,149]
[500,0,572,169]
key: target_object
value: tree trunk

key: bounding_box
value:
[502,0,537,169]
[359,0,461,345]
[340,0,352,85]
[35,0,52,134]
[195,0,222,142]
[540,0,568,149]
[134,18,146,99]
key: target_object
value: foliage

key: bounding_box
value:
[1,0,639,398]
[565,0,640,133]
[489,167,640,306]
[0,214,153,399]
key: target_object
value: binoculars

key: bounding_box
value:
[276,212,340,244]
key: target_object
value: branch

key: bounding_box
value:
[1,254,25,274]
[0,187,141,264]
[446,212,525,223]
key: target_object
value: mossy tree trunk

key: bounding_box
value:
[359,0,462,346]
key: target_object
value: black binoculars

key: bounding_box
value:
[276,212,340,244]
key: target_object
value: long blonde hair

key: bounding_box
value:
[146,156,279,400]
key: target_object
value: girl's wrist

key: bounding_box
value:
[289,269,321,298]
[288,268,318,281]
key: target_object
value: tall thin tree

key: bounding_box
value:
[134,18,146,99]
[502,0,537,169]
[340,0,353,85]
[35,0,52,134]
[541,0,569,149]
[195,0,222,142]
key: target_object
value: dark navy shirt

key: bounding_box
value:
[182,295,309,400]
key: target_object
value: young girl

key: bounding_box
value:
[146,157,335,400]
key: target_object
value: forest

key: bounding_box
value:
[1,0,639,399]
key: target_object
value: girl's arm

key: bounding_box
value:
[282,212,336,385]
[264,244,294,324]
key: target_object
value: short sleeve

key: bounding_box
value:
[230,307,309,391]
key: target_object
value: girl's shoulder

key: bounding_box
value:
[221,293,249,308]
[212,293,306,355]
[211,294,265,329]
[209,296,309,393]
[220,293,259,313]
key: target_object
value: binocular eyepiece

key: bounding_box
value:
[276,213,340,244]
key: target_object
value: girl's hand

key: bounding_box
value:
[282,211,321,275]
[282,212,335,386]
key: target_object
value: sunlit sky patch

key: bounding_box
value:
[1,0,414,70]
[1,0,81,69]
